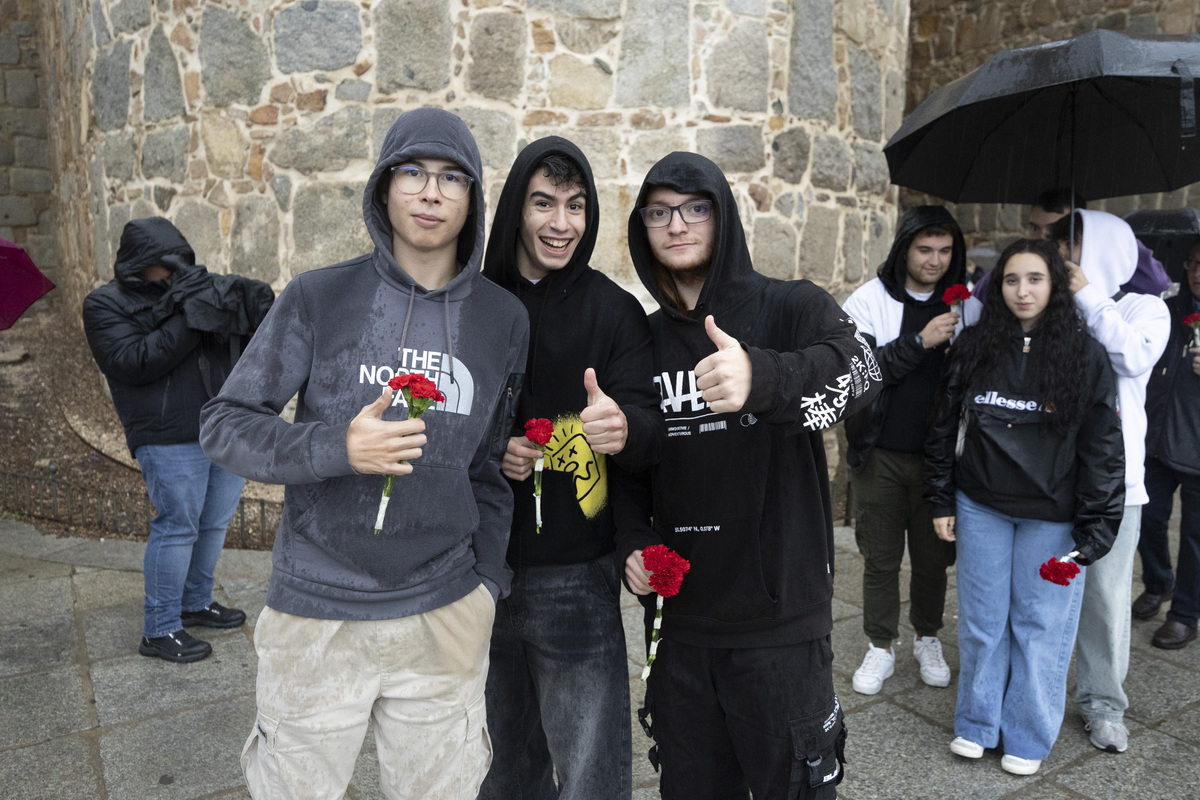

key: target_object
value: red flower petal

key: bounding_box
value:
[1038,557,1081,586]
[643,544,691,597]
[524,418,554,447]
[1184,313,1200,327]
[942,284,972,305]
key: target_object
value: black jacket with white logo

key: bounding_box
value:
[925,324,1125,564]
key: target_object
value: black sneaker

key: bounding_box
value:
[181,602,247,629]
[139,629,212,663]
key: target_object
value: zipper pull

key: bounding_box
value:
[1022,336,1030,353]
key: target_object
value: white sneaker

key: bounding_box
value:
[1000,754,1042,775]
[852,644,895,695]
[913,635,951,687]
[950,737,983,759]
[1085,719,1128,753]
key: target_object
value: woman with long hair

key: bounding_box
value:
[926,238,1124,775]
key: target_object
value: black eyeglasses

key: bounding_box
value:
[639,201,713,228]
[390,164,474,200]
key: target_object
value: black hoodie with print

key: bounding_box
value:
[616,152,881,648]
[482,137,662,568]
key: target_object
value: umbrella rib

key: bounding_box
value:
[947,87,1051,201]
[1089,80,1174,190]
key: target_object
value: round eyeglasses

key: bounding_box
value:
[639,201,713,228]
[390,164,474,200]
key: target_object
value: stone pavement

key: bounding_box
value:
[2,513,1199,800]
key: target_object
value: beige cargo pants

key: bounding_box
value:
[242,584,495,799]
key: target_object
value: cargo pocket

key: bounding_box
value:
[787,694,846,799]
[241,712,287,800]
[463,693,494,794]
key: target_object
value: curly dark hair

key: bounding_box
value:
[953,238,1090,430]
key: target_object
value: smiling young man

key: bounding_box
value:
[618,152,879,799]
[200,108,529,799]
[841,207,968,696]
[477,137,661,800]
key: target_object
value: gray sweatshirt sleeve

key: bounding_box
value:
[200,278,354,484]
[468,327,528,601]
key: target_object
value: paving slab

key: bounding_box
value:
[0,520,88,557]
[0,664,93,748]
[47,538,149,571]
[0,573,73,623]
[91,634,256,726]
[73,566,144,612]
[1053,728,1200,800]
[0,613,79,677]
[0,733,101,800]
[1123,646,1200,725]
[0,550,74,584]
[100,696,256,800]
[81,599,145,662]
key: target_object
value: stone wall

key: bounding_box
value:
[906,0,1200,250]
[0,0,57,289]
[29,0,909,313]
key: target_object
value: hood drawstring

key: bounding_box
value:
[444,290,455,382]
[397,283,417,363]
[396,283,456,397]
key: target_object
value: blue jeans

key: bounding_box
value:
[1073,505,1140,723]
[137,442,244,637]
[477,554,631,800]
[1139,456,1200,627]
[954,492,1085,760]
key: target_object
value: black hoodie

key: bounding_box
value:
[617,152,880,648]
[482,136,662,568]
[843,205,966,472]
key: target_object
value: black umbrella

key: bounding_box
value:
[885,30,1200,204]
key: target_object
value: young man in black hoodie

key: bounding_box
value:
[840,207,967,695]
[619,152,879,799]
[478,137,661,800]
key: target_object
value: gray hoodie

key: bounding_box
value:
[200,108,529,620]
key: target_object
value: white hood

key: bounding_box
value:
[1077,210,1137,297]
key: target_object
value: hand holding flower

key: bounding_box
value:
[347,388,427,475]
[501,436,543,481]
[1184,313,1200,349]
[525,418,554,534]
[640,544,691,681]
[939,284,971,345]
[370,374,445,535]
[1039,551,1082,586]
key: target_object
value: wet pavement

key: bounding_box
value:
[1,511,1196,799]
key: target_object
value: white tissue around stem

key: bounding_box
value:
[640,594,666,681]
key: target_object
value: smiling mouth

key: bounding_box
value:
[540,237,572,253]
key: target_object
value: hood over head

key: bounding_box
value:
[113,217,195,286]
[362,108,486,296]
[1075,209,1138,298]
[877,205,966,302]
[482,136,598,290]
[628,151,755,320]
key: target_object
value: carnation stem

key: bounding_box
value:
[641,594,665,681]
[1060,550,1080,562]
[533,455,544,534]
[373,474,396,536]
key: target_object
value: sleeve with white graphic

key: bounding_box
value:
[741,284,882,434]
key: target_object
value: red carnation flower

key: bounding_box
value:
[1039,557,1081,586]
[1184,313,1200,327]
[643,544,691,598]
[943,284,972,305]
[525,418,554,448]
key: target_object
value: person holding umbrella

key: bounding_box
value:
[1050,209,1171,754]
[927,238,1124,776]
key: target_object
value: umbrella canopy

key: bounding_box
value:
[0,237,55,330]
[885,30,1200,204]
[1124,206,1200,283]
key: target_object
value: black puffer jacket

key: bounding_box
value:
[1144,291,1200,477]
[83,218,273,455]
[925,324,1124,565]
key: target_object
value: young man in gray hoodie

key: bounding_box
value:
[200,108,529,799]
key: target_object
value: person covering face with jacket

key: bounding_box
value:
[617,152,880,799]
[83,217,273,664]
[200,108,529,799]
[476,136,661,800]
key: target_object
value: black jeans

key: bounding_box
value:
[647,636,846,800]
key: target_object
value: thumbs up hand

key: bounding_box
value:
[694,316,752,413]
[347,387,427,475]
[580,367,628,455]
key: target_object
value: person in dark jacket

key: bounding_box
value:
[476,137,660,800]
[1136,238,1200,649]
[927,238,1124,776]
[618,152,880,799]
[841,206,968,696]
[82,217,271,663]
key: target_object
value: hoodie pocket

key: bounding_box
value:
[489,373,523,462]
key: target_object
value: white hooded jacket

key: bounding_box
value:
[1073,209,1170,505]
